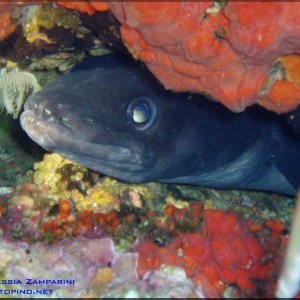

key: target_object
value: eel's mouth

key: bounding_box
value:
[20,108,146,177]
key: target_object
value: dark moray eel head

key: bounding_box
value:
[21,53,201,183]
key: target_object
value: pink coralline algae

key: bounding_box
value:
[1,237,138,297]
[0,237,208,297]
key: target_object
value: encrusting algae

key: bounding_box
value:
[31,153,157,214]
[32,153,86,201]
[19,4,84,44]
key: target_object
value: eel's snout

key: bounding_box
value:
[23,95,42,117]
[24,93,74,124]
[21,93,75,150]
[24,94,53,120]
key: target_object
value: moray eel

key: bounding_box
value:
[20,53,300,195]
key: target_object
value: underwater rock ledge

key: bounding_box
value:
[0,2,299,113]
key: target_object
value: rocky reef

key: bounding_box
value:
[0,152,297,297]
[0,2,299,113]
[0,2,300,298]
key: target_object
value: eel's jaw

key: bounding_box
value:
[20,111,146,177]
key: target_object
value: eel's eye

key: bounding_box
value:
[127,96,157,131]
[133,103,149,123]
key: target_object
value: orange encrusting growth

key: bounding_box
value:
[260,76,300,113]
[260,55,300,113]
[90,2,110,12]
[136,208,281,297]
[57,1,300,113]
[0,2,299,113]
[0,3,17,41]
[59,199,71,219]
[56,2,96,15]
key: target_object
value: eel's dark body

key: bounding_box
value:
[21,53,300,195]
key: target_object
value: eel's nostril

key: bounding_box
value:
[42,107,53,119]
[24,98,36,111]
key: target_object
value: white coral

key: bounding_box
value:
[0,67,41,119]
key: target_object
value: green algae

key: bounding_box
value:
[0,113,36,187]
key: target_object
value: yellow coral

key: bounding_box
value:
[89,189,113,205]
[78,187,118,213]
[70,189,85,204]
[34,154,66,187]
[165,196,189,209]
[33,153,88,201]
[32,153,158,213]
